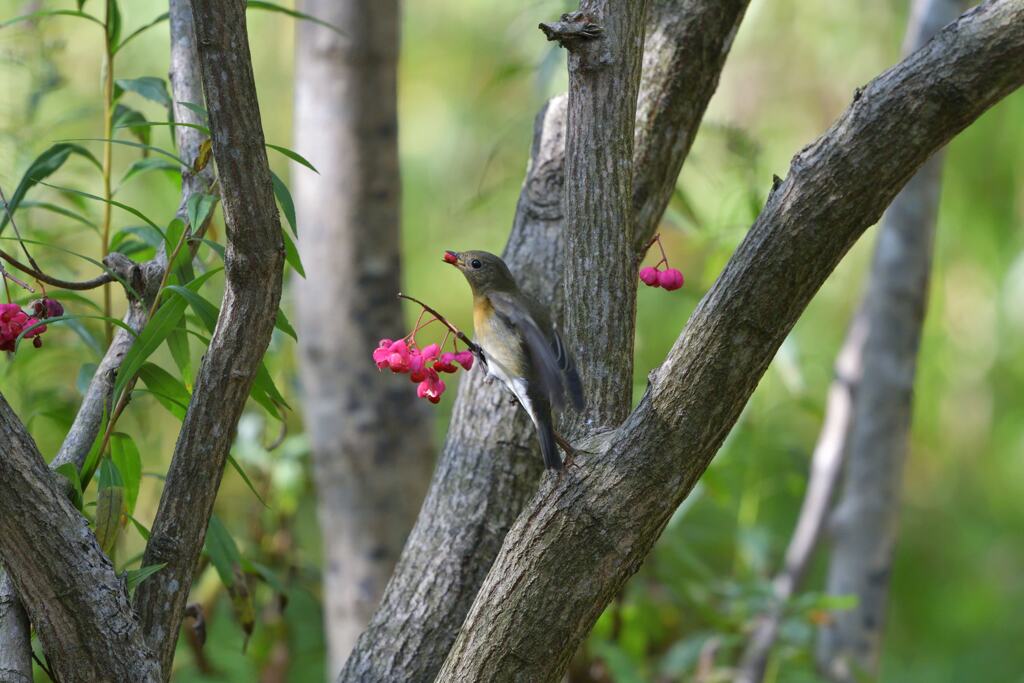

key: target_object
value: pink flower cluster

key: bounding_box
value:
[0,297,62,352]
[638,233,685,291]
[373,338,474,404]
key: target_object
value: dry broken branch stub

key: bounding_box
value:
[539,12,605,50]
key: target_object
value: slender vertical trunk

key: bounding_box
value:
[817,1,963,679]
[293,0,433,674]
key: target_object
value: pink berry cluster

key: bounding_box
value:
[373,338,474,404]
[638,233,684,291]
[0,298,62,352]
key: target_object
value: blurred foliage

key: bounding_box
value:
[1,0,1021,681]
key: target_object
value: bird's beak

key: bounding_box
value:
[443,250,460,266]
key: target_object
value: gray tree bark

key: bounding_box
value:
[0,0,216,675]
[434,3,1023,681]
[737,3,964,681]
[292,0,434,674]
[0,396,160,682]
[134,0,285,675]
[338,2,749,681]
[816,1,964,678]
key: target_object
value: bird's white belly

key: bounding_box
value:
[484,352,537,428]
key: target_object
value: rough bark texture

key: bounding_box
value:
[338,3,747,681]
[434,3,1024,681]
[0,396,160,682]
[559,0,648,432]
[0,572,31,683]
[292,0,433,673]
[816,1,963,677]
[134,0,285,675]
[736,314,866,683]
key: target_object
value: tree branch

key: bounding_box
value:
[133,0,285,674]
[435,3,1024,681]
[338,2,748,680]
[0,395,160,682]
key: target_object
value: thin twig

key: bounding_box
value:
[0,184,45,278]
[397,292,484,361]
[0,248,114,291]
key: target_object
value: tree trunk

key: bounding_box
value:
[433,3,1023,681]
[0,572,31,683]
[134,0,285,675]
[816,1,964,678]
[338,2,749,680]
[292,0,434,674]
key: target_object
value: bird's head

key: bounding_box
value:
[443,250,518,295]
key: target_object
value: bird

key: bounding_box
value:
[444,249,584,470]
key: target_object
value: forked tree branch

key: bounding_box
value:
[133,0,285,674]
[435,2,1023,681]
[338,2,749,680]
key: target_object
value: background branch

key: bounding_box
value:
[435,3,1024,680]
[338,2,749,680]
[133,0,285,674]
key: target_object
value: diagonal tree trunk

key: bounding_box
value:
[338,2,750,680]
[434,3,1023,681]
[292,0,434,673]
[736,3,964,681]
[816,1,964,678]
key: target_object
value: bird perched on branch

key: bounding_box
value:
[444,250,584,470]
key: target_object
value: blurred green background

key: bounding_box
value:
[1,0,1021,681]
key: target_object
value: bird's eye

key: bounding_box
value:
[470,259,482,269]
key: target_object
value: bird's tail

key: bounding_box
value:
[537,418,562,470]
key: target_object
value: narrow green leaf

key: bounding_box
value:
[176,101,209,123]
[186,193,217,232]
[55,463,84,511]
[0,9,104,30]
[95,461,126,556]
[79,408,109,490]
[127,513,151,540]
[59,138,186,166]
[17,200,97,231]
[116,120,210,136]
[110,433,142,515]
[112,104,150,148]
[167,319,192,389]
[125,563,165,592]
[164,218,190,274]
[269,171,297,236]
[244,560,286,594]
[205,515,242,587]
[246,1,344,35]
[275,308,297,341]
[1,144,102,230]
[37,180,161,230]
[114,12,169,54]
[137,362,191,420]
[106,0,122,51]
[228,454,269,508]
[281,225,305,278]
[114,76,171,107]
[118,158,179,188]
[266,143,318,174]
[166,285,219,332]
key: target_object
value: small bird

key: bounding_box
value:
[444,250,584,469]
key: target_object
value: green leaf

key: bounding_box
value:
[246,1,344,35]
[166,285,219,332]
[176,101,209,124]
[186,193,217,232]
[269,171,297,236]
[95,460,126,556]
[77,363,99,395]
[79,408,109,490]
[1,144,102,230]
[116,120,210,136]
[126,513,151,540]
[68,319,104,356]
[55,463,84,511]
[37,180,162,230]
[0,9,104,30]
[106,0,122,51]
[110,433,142,515]
[281,223,305,278]
[14,314,137,351]
[60,137,186,166]
[17,200,97,231]
[167,319,192,389]
[244,560,286,595]
[113,268,222,404]
[205,515,242,587]
[114,12,169,54]
[118,158,179,188]
[228,454,269,508]
[275,308,297,341]
[114,76,171,107]
[164,218,191,274]
[125,563,165,593]
[137,362,191,420]
[112,104,150,147]
[266,143,319,174]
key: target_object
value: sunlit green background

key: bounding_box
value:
[1,0,1022,681]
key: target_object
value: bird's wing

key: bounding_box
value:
[489,292,584,412]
